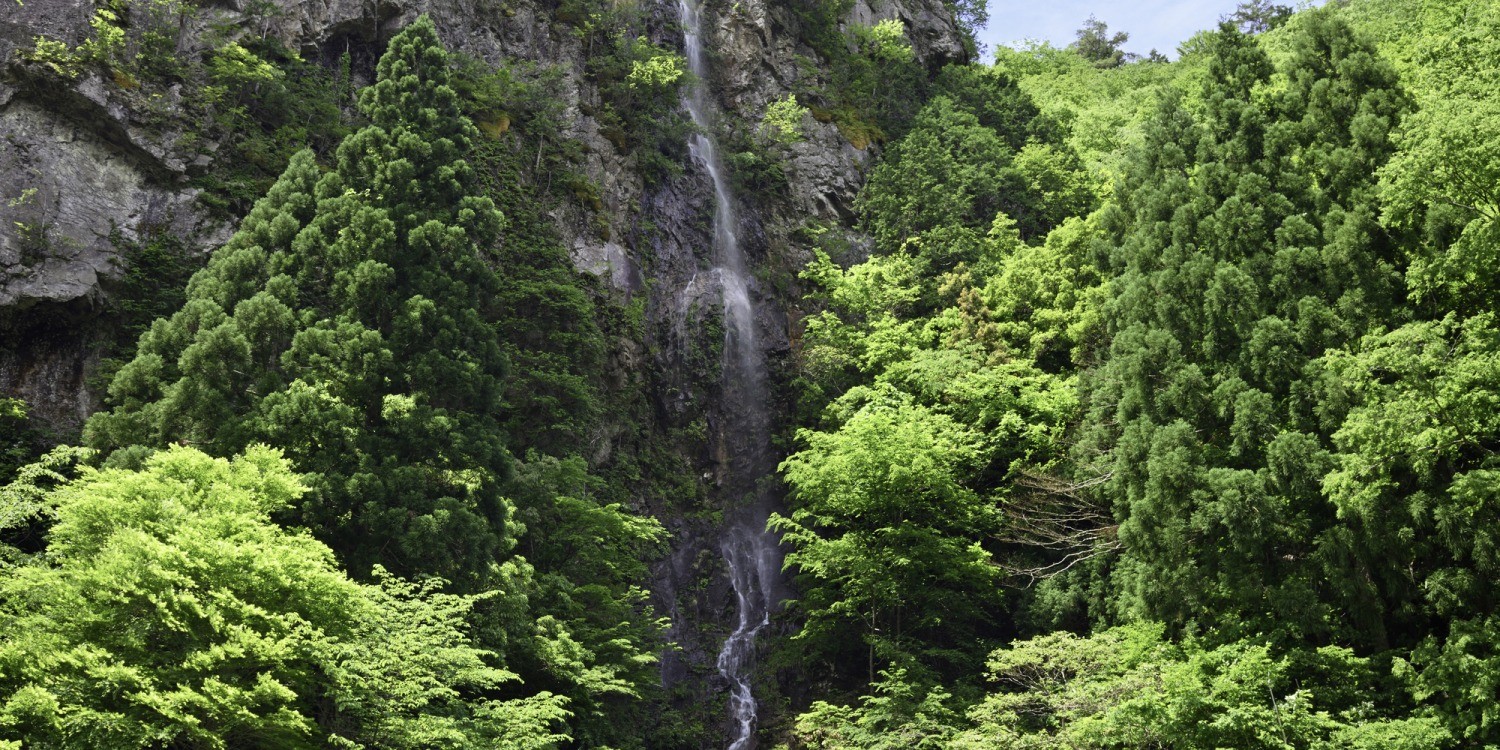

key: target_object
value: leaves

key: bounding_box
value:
[0,447,569,749]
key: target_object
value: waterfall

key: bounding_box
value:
[676,1,782,747]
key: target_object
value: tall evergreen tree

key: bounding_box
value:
[1227,0,1293,34]
[1072,16,1130,69]
[76,20,674,746]
[86,16,513,592]
[1084,14,1407,645]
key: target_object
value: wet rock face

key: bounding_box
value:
[634,1,968,739]
[0,0,966,426]
[0,0,633,435]
[0,0,91,63]
[851,0,966,68]
[696,0,963,225]
[0,303,101,433]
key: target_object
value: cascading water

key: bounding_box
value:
[676,0,782,747]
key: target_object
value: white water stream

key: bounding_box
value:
[676,1,782,747]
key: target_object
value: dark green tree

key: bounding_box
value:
[859,88,1087,255]
[1072,16,1130,69]
[858,96,1019,255]
[1227,0,1293,34]
[81,20,672,746]
[1083,14,1408,646]
[86,16,512,592]
[931,64,1056,151]
[0,399,41,488]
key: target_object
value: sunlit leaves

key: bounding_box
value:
[0,447,568,749]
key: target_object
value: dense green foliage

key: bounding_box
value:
[0,446,568,749]
[8,0,1500,747]
[3,17,669,749]
[0,400,43,490]
[86,19,517,590]
[794,624,1447,750]
[780,1,1500,747]
[1071,16,1131,69]
[1086,15,1408,644]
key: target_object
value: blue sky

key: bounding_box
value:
[974,1,1245,59]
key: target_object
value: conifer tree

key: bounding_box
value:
[77,20,673,746]
[1084,14,1407,644]
[1072,16,1130,69]
[1227,0,1292,34]
[86,16,513,592]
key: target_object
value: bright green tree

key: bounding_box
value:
[792,668,960,750]
[782,214,1095,687]
[0,446,567,749]
[775,386,1005,675]
[1321,316,1500,743]
[951,625,1447,749]
[1315,5,1500,741]
[1376,2,1500,317]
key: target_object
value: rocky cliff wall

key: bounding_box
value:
[0,0,964,423]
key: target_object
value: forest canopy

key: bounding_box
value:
[4,0,1500,748]
[779,1,1500,748]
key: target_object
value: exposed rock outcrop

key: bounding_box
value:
[0,91,208,311]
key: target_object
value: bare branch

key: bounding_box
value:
[994,469,1120,584]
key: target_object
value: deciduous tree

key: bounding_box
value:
[0,446,567,749]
